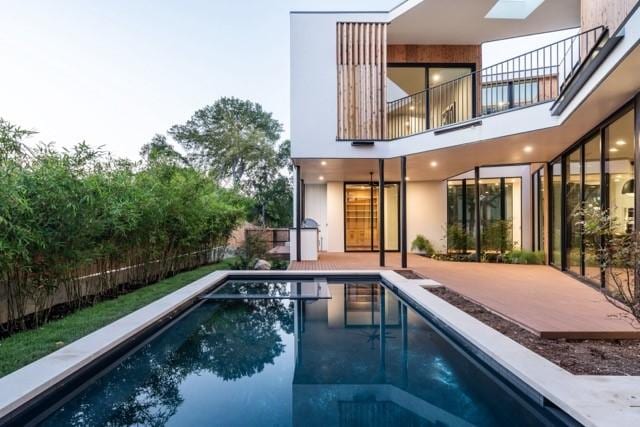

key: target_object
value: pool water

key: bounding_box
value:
[36,282,568,426]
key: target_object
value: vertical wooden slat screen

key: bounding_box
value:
[337,22,387,140]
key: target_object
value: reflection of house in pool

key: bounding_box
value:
[290,283,551,427]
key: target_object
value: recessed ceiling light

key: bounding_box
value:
[432,74,441,82]
[609,147,619,153]
[524,146,533,153]
[430,161,438,167]
[318,176,324,181]
[616,139,626,146]
[321,160,327,166]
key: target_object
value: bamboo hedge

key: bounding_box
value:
[0,120,248,332]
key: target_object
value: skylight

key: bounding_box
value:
[485,0,545,20]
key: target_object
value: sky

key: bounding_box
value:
[0,0,575,160]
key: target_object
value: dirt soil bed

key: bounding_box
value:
[429,287,640,376]
[394,269,425,280]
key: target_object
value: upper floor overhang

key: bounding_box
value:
[389,0,579,44]
[292,3,640,182]
[291,0,580,45]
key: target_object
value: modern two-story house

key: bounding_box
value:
[290,0,640,292]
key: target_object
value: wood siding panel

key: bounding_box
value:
[387,44,482,117]
[337,22,387,140]
[581,0,638,33]
[387,44,481,69]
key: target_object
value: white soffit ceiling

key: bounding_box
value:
[388,0,580,44]
[297,40,640,184]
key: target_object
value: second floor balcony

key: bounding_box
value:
[336,25,608,141]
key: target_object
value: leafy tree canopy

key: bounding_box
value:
[140,134,188,166]
[168,97,283,189]
[167,97,292,227]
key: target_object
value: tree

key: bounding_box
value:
[168,98,292,227]
[140,134,188,166]
[578,205,640,325]
[168,97,282,189]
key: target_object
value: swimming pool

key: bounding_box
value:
[17,280,574,426]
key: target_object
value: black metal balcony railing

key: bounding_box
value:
[386,26,606,139]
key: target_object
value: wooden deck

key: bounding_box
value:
[290,252,640,339]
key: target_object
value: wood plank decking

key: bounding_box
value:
[290,252,640,339]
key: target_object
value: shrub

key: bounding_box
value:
[432,253,476,262]
[269,259,289,270]
[502,250,545,265]
[578,205,640,324]
[481,219,514,253]
[230,233,268,270]
[446,224,474,253]
[411,234,435,256]
[0,120,248,332]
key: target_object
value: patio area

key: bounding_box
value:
[290,252,640,339]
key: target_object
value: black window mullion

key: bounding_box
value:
[370,183,374,251]
[580,144,586,277]
[560,156,567,271]
[599,127,607,288]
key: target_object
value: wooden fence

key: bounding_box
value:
[0,245,227,328]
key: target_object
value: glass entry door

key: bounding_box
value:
[345,184,378,251]
[345,183,399,252]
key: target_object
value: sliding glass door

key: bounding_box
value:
[550,161,563,267]
[565,147,582,275]
[604,109,635,293]
[547,106,635,289]
[344,183,399,252]
[532,167,545,253]
[387,64,474,138]
[584,136,602,282]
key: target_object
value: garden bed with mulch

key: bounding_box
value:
[393,269,425,280]
[429,287,640,376]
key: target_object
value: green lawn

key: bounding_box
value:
[0,258,235,378]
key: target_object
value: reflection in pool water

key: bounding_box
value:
[38,283,565,426]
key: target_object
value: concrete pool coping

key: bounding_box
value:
[0,269,637,426]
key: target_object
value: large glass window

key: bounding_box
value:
[387,67,425,101]
[565,147,582,275]
[465,180,477,253]
[513,81,539,107]
[387,65,474,137]
[547,107,635,290]
[447,180,473,253]
[584,135,601,282]
[481,81,541,115]
[479,179,504,253]
[387,67,428,138]
[447,176,520,254]
[605,110,635,294]
[482,84,509,114]
[532,168,545,253]
[428,67,473,127]
[550,161,563,267]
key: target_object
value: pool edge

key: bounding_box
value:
[0,269,637,427]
